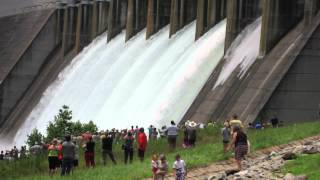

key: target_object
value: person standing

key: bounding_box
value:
[85,137,95,168]
[61,135,75,176]
[270,116,279,128]
[12,146,19,160]
[221,122,231,153]
[20,146,26,158]
[151,154,158,180]
[57,141,63,168]
[137,128,148,162]
[227,126,248,170]
[0,151,4,160]
[123,132,134,164]
[73,141,79,168]
[101,132,117,165]
[166,121,179,150]
[48,139,59,177]
[156,154,168,180]
[173,154,187,180]
[148,125,153,139]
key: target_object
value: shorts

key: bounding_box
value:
[223,140,229,144]
[48,156,59,170]
[74,159,79,167]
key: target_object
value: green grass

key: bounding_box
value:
[282,154,320,180]
[1,122,320,180]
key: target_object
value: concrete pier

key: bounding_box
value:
[169,0,197,37]
[195,0,227,40]
[107,0,128,42]
[225,0,261,51]
[146,0,171,39]
[259,0,304,56]
[75,1,83,53]
[79,0,94,48]
[125,0,147,41]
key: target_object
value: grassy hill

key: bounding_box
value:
[1,122,320,180]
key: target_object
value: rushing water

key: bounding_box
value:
[1,20,226,148]
[214,18,262,88]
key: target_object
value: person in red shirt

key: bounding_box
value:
[137,128,148,162]
[57,142,63,168]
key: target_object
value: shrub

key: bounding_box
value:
[26,128,43,148]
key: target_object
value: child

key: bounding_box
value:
[173,154,187,180]
[221,122,230,153]
[157,154,168,180]
[151,154,158,180]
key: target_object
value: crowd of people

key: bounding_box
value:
[1,115,281,180]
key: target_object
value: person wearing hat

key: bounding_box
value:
[123,132,134,164]
[187,121,197,147]
[48,139,59,176]
[166,121,179,150]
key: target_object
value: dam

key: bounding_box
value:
[0,0,320,148]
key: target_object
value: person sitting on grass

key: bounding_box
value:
[151,154,158,180]
[227,126,248,171]
[173,154,187,180]
[156,154,168,180]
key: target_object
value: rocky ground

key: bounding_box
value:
[206,136,320,180]
[152,135,320,180]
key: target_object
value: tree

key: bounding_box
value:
[82,120,98,134]
[46,105,73,141]
[26,128,43,148]
[71,120,83,136]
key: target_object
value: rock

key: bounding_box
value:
[292,145,304,154]
[208,172,227,180]
[304,141,313,145]
[225,169,239,176]
[284,173,308,180]
[282,152,297,160]
[295,174,308,180]
[302,146,318,154]
[284,173,295,180]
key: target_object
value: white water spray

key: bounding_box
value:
[2,20,226,148]
[214,18,261,88]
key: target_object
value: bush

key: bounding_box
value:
[46,105,73,141]
[45,105,98,141]
[26,129,43,148]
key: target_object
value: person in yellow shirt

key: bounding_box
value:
[48,139,59,177]
[229,114,244,133]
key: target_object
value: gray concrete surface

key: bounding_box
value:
[0,0,54,17]
[260,24,320,123]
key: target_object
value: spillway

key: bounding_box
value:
[214,18,261,88]
[3,20,226,148]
